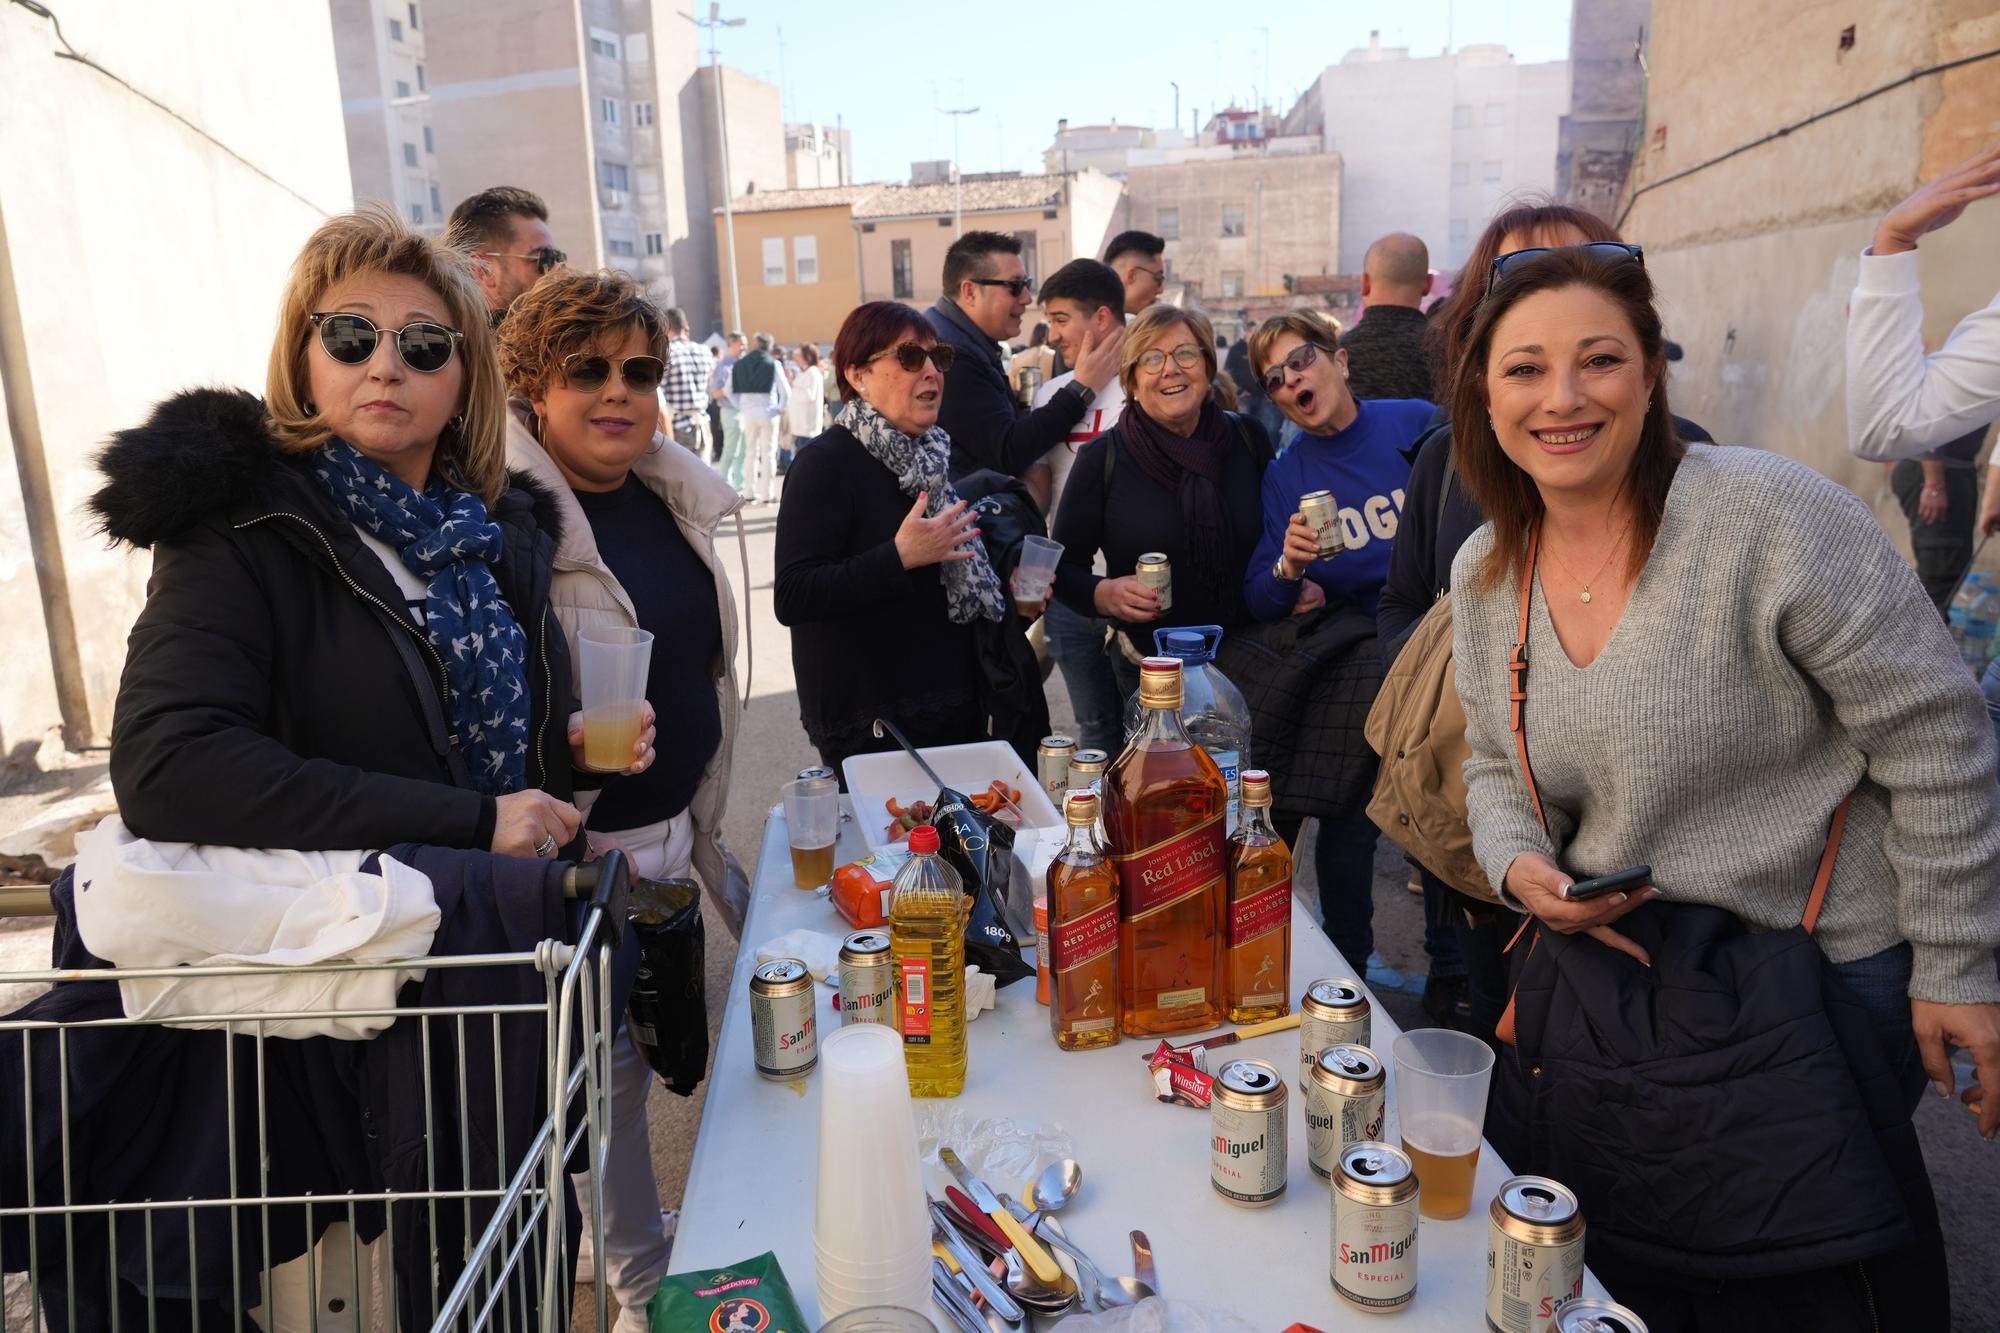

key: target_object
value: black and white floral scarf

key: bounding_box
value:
[838,398,1005,624]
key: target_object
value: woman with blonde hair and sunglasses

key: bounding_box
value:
[498,269,744,1330]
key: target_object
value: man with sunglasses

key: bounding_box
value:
[1104,230,1166,317]
[444,186,566,320]
[925,230,1124,479]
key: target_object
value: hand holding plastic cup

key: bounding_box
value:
[782,777,840,890]
[578,627,654,772]
[1392,1028,1495,1219]
[1010,535,1063,618]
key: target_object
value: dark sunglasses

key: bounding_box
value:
[1258,341,1334,396]
[970,277,1035,298]
[309,312,463,373]
[1487,241,1645,292]
[561,352,666,394]
[868,342,956,373]
[485,247,568,274]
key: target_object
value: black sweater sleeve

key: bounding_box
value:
[110,524,490,851]
[1378,423,1452,664]
[1051,434,1112,616]
[772,433,916,625]
[939,359,1089,478]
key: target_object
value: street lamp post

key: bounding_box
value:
[688,3,746,333]
[941,103,979,236]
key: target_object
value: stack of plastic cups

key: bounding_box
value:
[815,1024,930,1316]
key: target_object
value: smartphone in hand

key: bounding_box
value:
[1562,864,1652,902]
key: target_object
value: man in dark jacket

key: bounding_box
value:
[926,230,1124,478]
[1340,232,1436,402]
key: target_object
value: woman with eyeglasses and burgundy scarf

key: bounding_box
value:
[497,269,742,1331]
[775,301,1010,771]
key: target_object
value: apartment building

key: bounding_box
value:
[332,0,446,229]
[785,122,853,189]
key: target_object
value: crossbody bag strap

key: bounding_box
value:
[1800,797,1851,935]
[1509,523,1548,831]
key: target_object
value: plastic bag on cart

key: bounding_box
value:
[627,875,709,1096]
[930,785,1033,986]
[1054,1297,1259,1333]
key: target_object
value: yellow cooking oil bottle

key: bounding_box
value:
[889,824,968,1096]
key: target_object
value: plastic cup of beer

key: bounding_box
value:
[577,627,654,772]
[782,776,839,889]
[1011,535,1063,618]
[1392,1027,1495,1219]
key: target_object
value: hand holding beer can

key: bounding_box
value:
[1299,490,1343,558]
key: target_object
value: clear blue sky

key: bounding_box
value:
[708,0,1575,184]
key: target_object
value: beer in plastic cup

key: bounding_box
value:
[578,627,654,771]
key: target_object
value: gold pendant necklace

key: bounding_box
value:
[1545,520,1632,604]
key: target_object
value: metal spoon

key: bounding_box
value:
[1025,1158,1084,1215]
[1131,1230,1159,1291]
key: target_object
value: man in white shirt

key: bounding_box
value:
[1025,259,1128,753]
[1846,141,2000,466]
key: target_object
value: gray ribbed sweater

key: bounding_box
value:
[1452,444,2000,1005]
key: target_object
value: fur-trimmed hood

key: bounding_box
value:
[90,387,564,549]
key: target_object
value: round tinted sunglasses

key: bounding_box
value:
[867,342,956,373]
[309,312,463,374]
[1487,241,1645,292]
[1258,341,1334,396]
[561,352,666,394]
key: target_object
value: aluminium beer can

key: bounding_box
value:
[1487,1175,1587,1332]
[749,957,817,1080]
[1553,1298,1650,1333]
[1210,1058,1287,1206]
[1299,977,1370,1087]
[1332,1142,1419,1312]
[836,930,895,1027]
[1305,1043,1386,1180]
[1135,552,1173,613]
[1300,489,1344,558]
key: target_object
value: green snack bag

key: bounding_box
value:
[649,1251,807,1332]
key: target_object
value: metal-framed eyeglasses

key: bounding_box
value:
[1137,344,1205,375]
[482,247,568,275]
[308,312,463,373]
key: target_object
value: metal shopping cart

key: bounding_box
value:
[0,848,629,1332]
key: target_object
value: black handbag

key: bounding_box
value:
[626,876,709,1097]
[1488,523,1934,1286]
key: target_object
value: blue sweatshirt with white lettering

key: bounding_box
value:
[1242,398,1433,621]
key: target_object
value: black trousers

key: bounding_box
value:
[1891,459,1978,614]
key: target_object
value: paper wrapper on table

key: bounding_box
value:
[1148,1040,1215,1108]
[755,928,842,981]
[964,965,996,1021]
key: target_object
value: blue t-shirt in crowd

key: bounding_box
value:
[1242,398,1433,620]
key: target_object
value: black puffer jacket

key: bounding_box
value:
[90,388,577,854]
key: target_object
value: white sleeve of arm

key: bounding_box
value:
[1847,247,2000,461]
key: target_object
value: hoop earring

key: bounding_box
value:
[447,414,465,434]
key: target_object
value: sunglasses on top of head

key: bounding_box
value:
[1486,241,1644,294]
[561,352,666,394]
[867,342,957,373]
[309,312,463,373]
[1258,341,1335,396]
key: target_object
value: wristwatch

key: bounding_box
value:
[1061,378,1095,408]
[1272,557,1299,582]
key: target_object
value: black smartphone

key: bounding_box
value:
[1563,864,1652,902]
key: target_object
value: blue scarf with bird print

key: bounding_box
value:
[313,438,532,797]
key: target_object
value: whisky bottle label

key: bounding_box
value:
[1114,815,1225,920]
[1229,878,1292,947]
[1050,899,1119,972]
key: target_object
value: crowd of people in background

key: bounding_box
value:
[64,138,2000,1330]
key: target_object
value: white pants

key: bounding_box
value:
[742,415,780,501]
[578,809,693,1320]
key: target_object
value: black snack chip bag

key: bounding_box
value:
[929,785,1034,987]
[626,876,709,1097]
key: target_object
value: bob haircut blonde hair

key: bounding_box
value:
[1246,309,1344,380]
[264,205,508,503]
[496,269,668,402]
[1120,304,1218,400]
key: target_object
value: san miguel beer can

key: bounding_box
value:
[1554,1299,1650,1333]
[1332,1142,1419,1313]
[1306,1044,1386,1180]
[1135,552,1173,613]
[1299,978,1370,1087]
[1037,734,1077,807]
[796,766,836,782]
[836,931,895,1028]
[1299,489,1344,558]
[748,957,817,1080]
[1210,1058,1287,1207]
[1067,748,1110,790]
[1488,1175,1587,1332]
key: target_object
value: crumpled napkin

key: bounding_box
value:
[964,964,997,1021]
[755,928,843,980]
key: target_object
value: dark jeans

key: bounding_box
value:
[1274,809,1379,970]
[1046,598,1124,753]
[1419,873,1466,977]
[1590,943,1949,1332]
[1891,459,1978,613]
[1425,868,1518,1045]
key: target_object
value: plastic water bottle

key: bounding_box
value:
[1948,573,1987,650]
[1963,584,1998,672]
[1122,625,1254,827]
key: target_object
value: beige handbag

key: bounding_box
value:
[1362,593,1503,904]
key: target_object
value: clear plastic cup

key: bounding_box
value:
[817,1307,935,1333]
[1392,1027,1495,1219]
[1016,534,1064,582]
[782,777,840,889]
[578,626,653,772]
[814,1025,929,1257]
[817,1272,930,1322]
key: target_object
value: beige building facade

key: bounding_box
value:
[1122,152,1343,310]
[1621,0,2000,513]
[333,0,447,228]
[714,188,871,346]
[1,1,352,760]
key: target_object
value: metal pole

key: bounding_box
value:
[941,105,980,238]
[711,31,741,332]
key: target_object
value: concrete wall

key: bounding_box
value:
[1624,0,2000,537]
[1557,0,1651,217]
[717,205,861,347]
[0,0,351,761]
[1124,154,1341,307]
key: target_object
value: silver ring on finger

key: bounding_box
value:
[534,833,557,858]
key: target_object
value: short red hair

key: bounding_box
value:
[833,301,933,399]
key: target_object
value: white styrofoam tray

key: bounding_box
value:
[840,739,1063,878]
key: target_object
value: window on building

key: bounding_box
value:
[423,126,434,154]
[634,101,654,128]
[1482,160,1503,185]
[599,161,629,192]
[429,183,442,218]
[608,238,637,258]
[1013,230,1038,282]
[388,17,403,41]
[1451,161,1469,186]
[1484,102,1504,127]
[409,203,424,224]
[891,239,914,299]
[588,29,620,59]
[795,234,818,284]
[1157,207,1180,240]
[416,65,426,93]
[627,34,649,63]
[402,142,418,167]
[1450,217,1469,244]
[762,236,787,285]
[408,3,419,30]
[601,98,619,125]
[1220,270,1245,299]
[1453,104,1472,129]
[645,232,664,257]
[1220,205,1246,238]
[395,80,411,99]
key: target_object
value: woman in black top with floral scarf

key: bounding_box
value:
[774,302,1007,770]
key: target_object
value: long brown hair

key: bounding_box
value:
[1424,198,1620,394]
[1450,247,1685,592]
